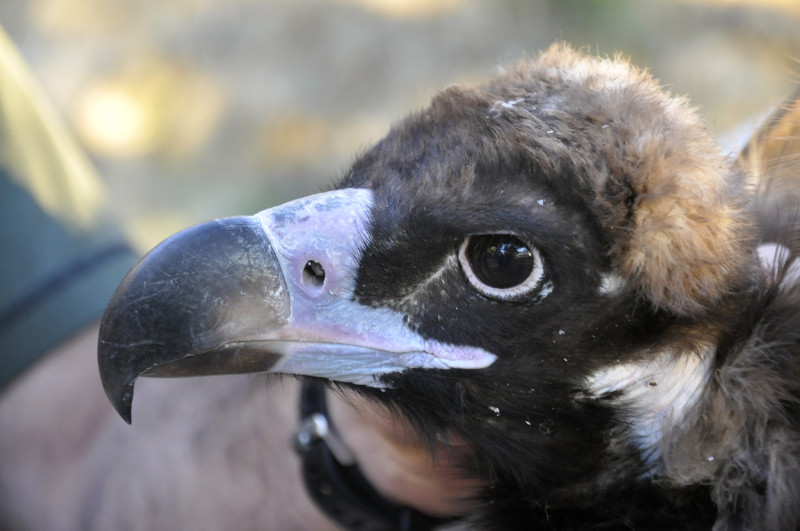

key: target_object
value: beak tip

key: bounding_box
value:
[114,390,134,425]
[98,342,135,425]
[120,410,133,425]
[96,215,292,425]
[100,368,135,424]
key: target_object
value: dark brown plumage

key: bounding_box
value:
[97,45,800,529]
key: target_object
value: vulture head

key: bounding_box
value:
[98,44,800,529]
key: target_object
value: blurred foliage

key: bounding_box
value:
[1,0,798,251]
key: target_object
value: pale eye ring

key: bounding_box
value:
[458,234,546,300]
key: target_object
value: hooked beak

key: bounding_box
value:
[98,189,495,423]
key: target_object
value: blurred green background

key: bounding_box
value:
[2,0,799,252]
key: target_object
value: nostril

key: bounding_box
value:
[302,260,326,288]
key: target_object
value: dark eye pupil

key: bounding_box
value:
[467,235,534,289]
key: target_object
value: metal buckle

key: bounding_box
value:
[294,411,356,466]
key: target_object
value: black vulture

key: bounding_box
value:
[98,44,800,530]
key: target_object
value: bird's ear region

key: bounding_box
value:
[563,59,754,317]
[607,129,750,317]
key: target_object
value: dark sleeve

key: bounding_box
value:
[0,168,139,390]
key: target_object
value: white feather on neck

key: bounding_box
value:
[585,346,714,467]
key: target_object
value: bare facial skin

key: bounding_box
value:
[327,388,484,518]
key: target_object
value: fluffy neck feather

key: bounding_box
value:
[586,346,715,468]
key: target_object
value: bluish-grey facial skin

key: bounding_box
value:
[98,188,496,423]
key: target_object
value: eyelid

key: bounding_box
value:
[458,234,547,301]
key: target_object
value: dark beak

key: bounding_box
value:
[97,215,290,423]
[98,189,496,423]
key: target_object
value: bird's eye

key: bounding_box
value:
[459,234,546,300]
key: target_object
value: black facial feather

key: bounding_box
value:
[88,43,800,530]
[342,82,669,524]
[332,44,800,528]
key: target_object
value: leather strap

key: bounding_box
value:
[294,380,451,531]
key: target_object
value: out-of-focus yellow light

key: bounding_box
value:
[28,0,127,38]
[74,81,155,158]
[332,0,467,18]
[259,112,389,167]
[72,58,225,160]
